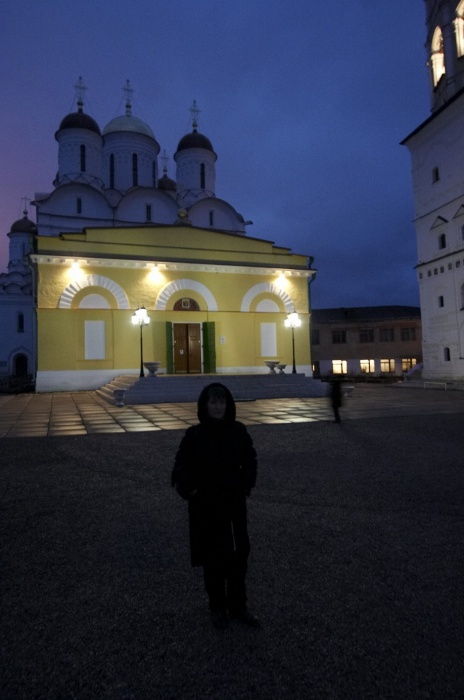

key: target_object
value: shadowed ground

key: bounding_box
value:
[1,390,464,698]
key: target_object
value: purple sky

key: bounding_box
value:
[1,1,429,309]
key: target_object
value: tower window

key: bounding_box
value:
[17,313,24,333]
[430,26,446,87]
[110,154,115,189]
[438,295,444,308]
[80,144,86,172]
[455,2,464,57]
[152,161,157,187]
[444,347,451,362]
[146,204,152,222]
[77,197,82,214]
[432,167,440,183]
[200,163,205,189]
[438,233,446,249]
[209,210,214,227]
[132,154,138,187]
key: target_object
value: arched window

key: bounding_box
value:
[132,153,138,187]
[444,347,451,362]
[200,163,205,189]
[152,161,157,187]
[110,154,115,189]
[80,144,86,172]
[455,1,464,57]
[431,26,446,87]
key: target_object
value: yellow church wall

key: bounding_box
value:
[37,307,311,374]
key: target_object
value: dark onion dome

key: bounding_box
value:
[57,110,101,135]
[10,213,37,233]
[158,173,177,191]
[176,129,216,155]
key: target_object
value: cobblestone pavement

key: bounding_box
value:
[0,384,463,437]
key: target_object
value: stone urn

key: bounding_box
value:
[143,361,160,377]
[277,364,287,374]
[264,361,280,374]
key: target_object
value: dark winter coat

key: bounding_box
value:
[171,383,257,567]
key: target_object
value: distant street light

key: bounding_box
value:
[284,311,302,374]
[131,306,150,377]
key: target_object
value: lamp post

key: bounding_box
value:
[131,306,150,377]
[284,311,301,374]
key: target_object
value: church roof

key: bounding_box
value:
[157,173,177,191]
[312,306,421,323]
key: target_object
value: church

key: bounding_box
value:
[1,80,315,391]
[402,0,464,382]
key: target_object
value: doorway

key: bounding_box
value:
[14,354,28,377]
[173,323,202,373]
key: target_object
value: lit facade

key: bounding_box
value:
[402,0,464,381]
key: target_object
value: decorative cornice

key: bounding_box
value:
[30,254,315,278]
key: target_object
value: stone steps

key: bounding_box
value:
[96,373,328,405]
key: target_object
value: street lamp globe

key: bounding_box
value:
[132,306,150,377]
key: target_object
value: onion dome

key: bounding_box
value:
[175,100,216,155]
[158,150,176,191]
[58,110,101,135]
[158,173,177,191]
[10,212,37,233]
[176,130,215,153]
[56,77,101,135]
[103,81,157,142]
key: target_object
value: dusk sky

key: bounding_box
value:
[1,1,429,309]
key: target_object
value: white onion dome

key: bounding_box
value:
[102,113,157,141]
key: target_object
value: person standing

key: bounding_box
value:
[171,383,260,629]
[330,376,343,423]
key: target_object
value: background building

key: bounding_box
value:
[402,0,464,381]
[311,306,422,379]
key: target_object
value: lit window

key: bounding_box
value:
[455,2,464,57]
[332,329,346,344]
[359,329,374,343]
[360,359,375,374]
[381,359,395,373]
[332,360,347,375]
[402,358,417,372]
[430,26,446,87]
[379,328,394,342]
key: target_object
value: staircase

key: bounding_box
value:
[96,373,328,405]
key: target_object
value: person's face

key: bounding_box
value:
[207,395,226,420]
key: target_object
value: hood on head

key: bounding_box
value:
[197,382,236,423]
